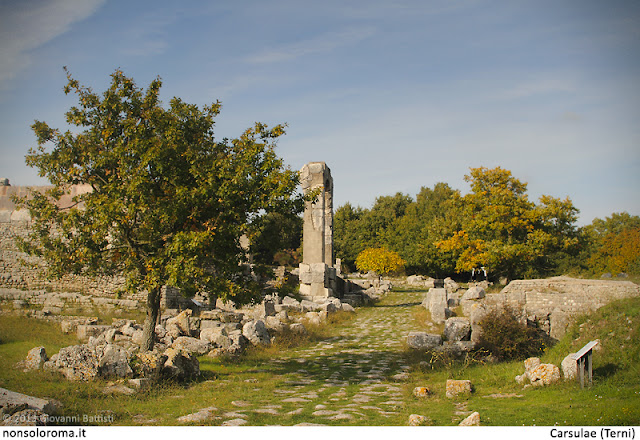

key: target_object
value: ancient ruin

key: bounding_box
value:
[298,162,337,301]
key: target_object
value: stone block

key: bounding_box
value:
[462,286,485,300]
[444,317,471,341]
[407,331,442,350]
[445,379,472,398]
[0,387,63,416]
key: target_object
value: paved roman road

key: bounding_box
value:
[216,288,427,426]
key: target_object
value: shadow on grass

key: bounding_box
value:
[594,363,618,379]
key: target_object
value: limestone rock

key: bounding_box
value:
[265,316,286,332]
[171,336,211,356]
[408,414,432,426]
[529,363,561,386]
[412,387,431,398]
[54,344,99,381]
[177,406,217,423]
[166,309,192,337]
[524,357,541,381]
[134,351,168,379]
[562,354,578,381]
[444,317,471,341]
[304,312,322,326]
[446,379,472,399]
[462,286,485,300]
[98,344,133,378]
[459,411,480,426]
[0,387,62,417]
[242,320,271,346]
[341,303,356,313]
[102,384,136,396]
[407,332,442,350]
[77,325,111,341]
[162,348,200,381]
[289,323,308,335]
[19,347,48,372]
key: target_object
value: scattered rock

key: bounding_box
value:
[529,363,561,386]
[222,418,247,426]
[177,407,217,423]
[0,387,62,416]
[412,387,431,398]
[407,332,442,350]
[459,411,480,426]
[443,317,471,341]
[446,379,472,399]
[242,320,271,346]
[289,323,308,335]
[54,345,99,381]
[524,357,541,380]
[162,348,199,381]
[462,286,485,300]
[171,336,211,356]
[166,309,192,337]
[561,353,578,381]
[102,383,136,396]
[98,344,133,378]
[134,351,168,379]
[408,414,432,426]
[18,347,48,372]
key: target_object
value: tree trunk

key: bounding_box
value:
[141,286,162,352]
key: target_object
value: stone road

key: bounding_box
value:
[216,288,425,426]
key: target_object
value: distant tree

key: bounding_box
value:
[435,167,579,281]
[381,183,458,275]
[14,68,303,351]
[355,247,406,276]
[334,203,368,271]
[584,213,640,275]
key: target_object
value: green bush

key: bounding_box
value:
[477,306,547,361]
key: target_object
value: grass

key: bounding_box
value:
[0,288,639,426]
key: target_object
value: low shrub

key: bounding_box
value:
[477,306,546,361]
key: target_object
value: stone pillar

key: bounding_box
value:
[299,162,336,300]
[300,162,333,266]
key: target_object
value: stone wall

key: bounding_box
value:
[1,183,138,301]
[481,276,640,339]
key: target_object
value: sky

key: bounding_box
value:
[0,0,638,225]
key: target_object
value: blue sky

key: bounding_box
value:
[0,0,638,225]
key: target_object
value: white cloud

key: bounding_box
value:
[244,27,376,64]
[0,0,106,85]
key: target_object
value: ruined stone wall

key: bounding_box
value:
[481,276,640,339]
[0,184,133,299]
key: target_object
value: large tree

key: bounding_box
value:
[435,167,579,281]
[15,69,303,351]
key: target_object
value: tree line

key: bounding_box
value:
[333,167,640,282]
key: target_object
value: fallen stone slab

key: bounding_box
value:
[0,388,62,416]
[177,406,217,423]
[406,331,442,350]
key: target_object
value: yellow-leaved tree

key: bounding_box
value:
[355,247,406,276]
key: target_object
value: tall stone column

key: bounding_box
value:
[299,162,336,299]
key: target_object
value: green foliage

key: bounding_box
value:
[248,212,302,266]
[434,167,580,281]
[13,68,303,349]
[582,213,640,276]
[355,247,406,276]
[477,306,547,361]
